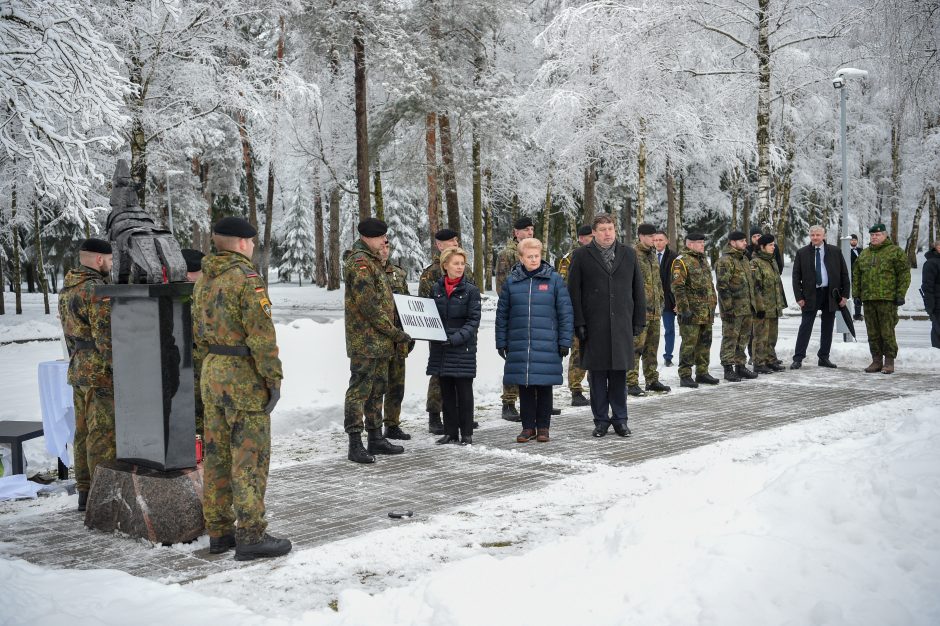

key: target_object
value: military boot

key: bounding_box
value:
[571,391,590,407]
[77,490,88,512]
[384,425,411,440]
[882,357,895,374]
[723,365,741,382]
[736,364,758,380]
[679,376,699,388]
[695,372,720,385]
[367,428,404,455]
[864,355,884,373]
[754,363,774,374]
[209,533,236,555]
[627,385,647,397]
[348,433,376,464]
[234,533,292,561]
[501,403,521,422]
[428,412,445,435]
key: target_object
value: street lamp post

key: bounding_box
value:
[832,67,869,341]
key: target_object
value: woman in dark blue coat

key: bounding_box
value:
[495,238,574,443]
[426,247,481,444]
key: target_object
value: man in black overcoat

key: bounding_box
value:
[568,213,646,438]
[791,224,849,369]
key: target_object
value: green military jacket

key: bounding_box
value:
[714,244,755,317]
[751,250,787,318]
[494,238,518,294]
[59,265,113,388]
[344,240,409,359]
[193,251,282,411]
[635,241,664,321]
[671,247,717,324]
[852,238,911,302]
[419,254,476,298]
[385,261,414,358]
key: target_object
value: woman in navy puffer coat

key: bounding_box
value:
[427,248,481,445]
[495,238,573,443]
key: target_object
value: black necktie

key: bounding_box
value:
[657,252,662,265]
[815,247,822,287]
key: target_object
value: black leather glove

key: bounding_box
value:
[263,386,280,414]
[895,297,905,306]
[498,348,507,360]
[407,340,416,354]
[559,346,569,357]
[679,311,693,325]
[633,326,644,338]
[575,326,588,342]
[756,311,766,319]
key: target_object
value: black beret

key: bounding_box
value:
[637,223,656,236]
[181,248,205,273]
[749,226,763,237]
[213,216,257,238]
[513,216,534,230]
[577,224,593,237]
[850,234,858,240]
[435,228,459,241]
[686,231,706,242]
[757,234,775,246]
[729,230,747,241]
[358,217,388,237]
[869,223,886,233]
[79,238,112,254]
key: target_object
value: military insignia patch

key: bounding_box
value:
[255,286,265,293]
[260,296,272,318]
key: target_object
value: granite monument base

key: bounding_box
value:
[85,460,204,544]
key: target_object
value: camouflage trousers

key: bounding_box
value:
[567,337,586,393]
[627,319,661,386]
[752,317,780,366]
[345,357,388,433]
[426,375,442,414]
[203,404,270,542]
[75,387,115,493]
[678,322,713,379]
[381,355,406,427]
[719,314,752,366]
[501,384,518,404]
[863,300,900,358]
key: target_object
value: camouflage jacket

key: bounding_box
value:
[751,250,787,317]
[635,241,664,320]
[193,251,282,411]
[714,244,755,317]
[852,238,911,302]
[344,240,409,359]
[419,254,476,298]
[385,262,414,358]
[59,265,112,388]
[671,247,717,324]
[495,239,519,294]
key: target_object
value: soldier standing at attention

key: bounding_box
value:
[627,224,670,396]
[671,232,720,388]
[495,216,535,421]
[379,241,414,441]
[193,216,291,561]
[556,224,593,407]
[750,234,788,374]
[59,238,115,513]
[418,228,474,434]
[181,248,206,437]
[715,230,758,382]
[853,223,911,374]
[343,218,410,463]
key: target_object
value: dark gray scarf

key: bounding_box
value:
[593,239,616,270]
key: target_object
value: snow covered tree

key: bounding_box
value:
[278,186,315,285]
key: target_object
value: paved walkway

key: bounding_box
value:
[0,367,932,583]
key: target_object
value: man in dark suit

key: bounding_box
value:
[791,225,849,369]
[850,234,864,320]
[653,230,677,366]
[568,213,646,438]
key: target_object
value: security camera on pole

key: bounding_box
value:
[832,67,869,341]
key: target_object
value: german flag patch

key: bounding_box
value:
[246,272,259,278]
[254,286,265,293]
[259,296,272,318]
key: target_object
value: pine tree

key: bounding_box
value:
[278,187,315,286]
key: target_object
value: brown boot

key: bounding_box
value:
[864,355,884,373]
[536,428,550,443]
[882,356,895,374]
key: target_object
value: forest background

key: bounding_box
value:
[1,0,938,313]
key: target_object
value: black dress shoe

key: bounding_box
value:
[679,376,699,388]
[612,423,631,437]
[817,358,837,368]
[592,423,610,437]
[551,408,561,415]
[645,381,671,393]
[209,533,237,554]
[436,434,460,444]
[460,435,473,445]
[627,385,647,397]
[695,372,720,385]
[789,360,803,370]
[472,421,479,429]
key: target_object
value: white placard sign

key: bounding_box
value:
[393,294,448,341]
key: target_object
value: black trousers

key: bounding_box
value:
[518,385,553,430]
[931,314,940,349]
[794,287,835,360]
[588,369,628,425]
[439,376,474,438]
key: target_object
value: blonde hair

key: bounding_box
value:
[440,247,467,270]
[517,238,543,256]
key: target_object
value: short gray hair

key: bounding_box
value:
[809,225,826,235]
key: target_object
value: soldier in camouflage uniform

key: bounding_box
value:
[852,223,911,374]
[715,231,758,382]
[556,224,593,406]
[192,217,291,561]
[418,228,475,434]
[378,241,414,440]
[627,224,671,396]
[58,238,115,513]
[750,234,787,374]
[671,232,720,388]
[182,248,206,436]
[343,218,410,462]
[494,216,535,420]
